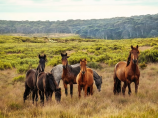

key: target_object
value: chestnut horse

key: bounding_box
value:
[113,45,140,95]
[23,54,46,104]
[61,53,80,97]
[37,72,61,105]
[76,59,94,98]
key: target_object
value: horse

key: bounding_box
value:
[51,63,102,92]
[23,54,46,104]
[61,53,79,97]
[76,59,94,98]
[113,45,140,95]
[37,72,61,105]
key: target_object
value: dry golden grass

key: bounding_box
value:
[1,63,158,118]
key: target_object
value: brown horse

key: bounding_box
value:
[76,59,94,98]
[37,72,61,105]
[61,53,80,97]
[113,45,140,95]
[23,54,46,104]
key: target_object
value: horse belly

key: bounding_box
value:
[116,69,126,82]
[131,75,139,82]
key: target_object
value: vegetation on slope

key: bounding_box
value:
[1,35,158,117]
[1,13,158,39]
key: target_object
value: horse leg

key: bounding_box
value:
[128,83,131,95]
[122,82,127,96]
[39,90,43,103]
[84,85,88,97]
[135,80,139,94]
[63,83,68,96]
[87,87,90,96]
[23,83,30,103]
[70,83,73,98]
[32,90,36,104]
[42,91,44,106]
[113,75,118,95]
[35,88,38,106]
[78,85,81,98]
[45,90,49,102]
[117,79,121,94]
[90,85,93,96]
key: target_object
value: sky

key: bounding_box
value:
[0,0,158,21]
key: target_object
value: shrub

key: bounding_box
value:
[17,64,29,73]
[139,63,147,69]
[87,62,102,69]
[48,56,61,66]
[0,61,12,70]
[139,49,158,63]
[95,54,110,62]
[12,75,25,82]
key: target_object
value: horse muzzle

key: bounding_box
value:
[63,65,66,69]
[133,59,137,64]
[82,71,85,75]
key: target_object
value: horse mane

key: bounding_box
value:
[126,52,131,67]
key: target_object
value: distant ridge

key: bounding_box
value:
[0,13,158,39]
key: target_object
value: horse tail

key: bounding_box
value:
[116,78,121,93]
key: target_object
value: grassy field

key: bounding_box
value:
[0,35,158,117]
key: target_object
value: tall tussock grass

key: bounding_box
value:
[1,36,158,117]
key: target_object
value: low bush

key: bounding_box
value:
[16,64,29,73]
[87,62,102,69]
[139,63,147,69]
[0,60,12,70]
[48,56,61,66]
[12,75,25,82]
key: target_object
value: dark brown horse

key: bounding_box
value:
[113,45,140,95]
[76,59,94,98]
[23,54,46,104]
[61,53,80,97]
[37,72,61,105]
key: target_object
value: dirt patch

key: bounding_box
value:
[139,46,152,51]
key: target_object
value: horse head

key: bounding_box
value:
[127,45,139,66]
[46,73,61,102]
[61,53,69,69]
[97,76,102,92]
[80,59,87,75]
[55,88,61,102]
[38,54,46,72]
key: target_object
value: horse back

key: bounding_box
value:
[86,68,94,86]
[25,69,36,89]
[114,61,126,82]
[37,72,47,92]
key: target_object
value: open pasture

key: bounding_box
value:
[0,35,158,117]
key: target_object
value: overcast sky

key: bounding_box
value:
[0,0,158,21]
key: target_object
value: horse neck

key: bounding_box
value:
[63,64,70,76]
[36,65,43,78]
[80,68,87,81]
[129,61,138,72]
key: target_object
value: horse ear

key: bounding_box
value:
[131,45,133,49]
[84,58,86,61]
[127,52,131,67]
[65,53,67,57]
[136,45,138,49]
[44,54,46,58]
[61,53,63,57]
[39,54,41,59]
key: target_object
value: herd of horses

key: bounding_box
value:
[23,45,140,105]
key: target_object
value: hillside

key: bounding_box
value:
[0,13,158,39]
[1,36,158,117]
[1,35,158,117]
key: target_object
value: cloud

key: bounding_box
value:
[0,0,158,21]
